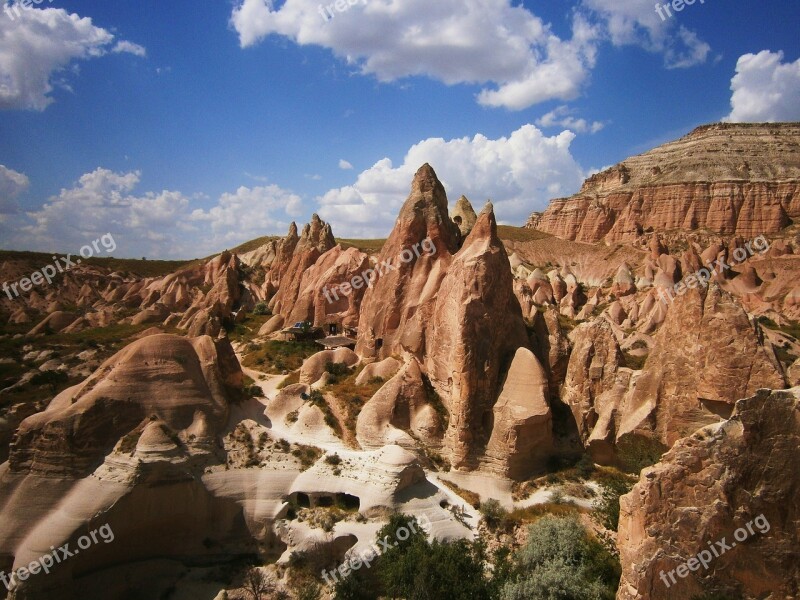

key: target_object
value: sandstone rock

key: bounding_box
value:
[617,388,800,600]
[354,357,402,386]
[355,164,460,360]
[452,195,477,237]
[483,348,552,478]
[27,311,77,335]
[356,358,441,450]
[425,202,529,470]
[527,123,800,243]
[299,348,359,386]
[9,334,240,476]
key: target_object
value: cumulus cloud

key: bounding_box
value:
[315,124,586,238]
[725,50,800,123]
[230,0,598,111]
[536,105,605,134]
[0,5,146,110]
[3,169,304,258]
[112,40,147,57]
[338,159,354,170]
[0,164,29,213]
[580,0,710,69]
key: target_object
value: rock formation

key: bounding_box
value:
[355,164,460,360]
[617,388,800,599]
[527,123,800,243]
[452,195,477,237]
[424,203,534,471]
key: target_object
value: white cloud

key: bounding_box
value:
[536,105,605,134]
[0,5,146,110]
[338,159,354,170]
[725,50,800,123]
[2,169,304,258]
[315,124,586,238]
[580,0,710,69]
[112,40,147,57]
[230,0,598,111]
[0,164,29,213]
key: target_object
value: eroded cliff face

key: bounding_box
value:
[9,334,240,477]
[527,123,800,244]
[563,284,785,463]
[617,388,800,600]
[424,203,536,471]
[355,163,461,360]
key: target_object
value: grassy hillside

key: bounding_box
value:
[0,250,193,278]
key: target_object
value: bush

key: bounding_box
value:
[500,516,620,600]
[592,474,634,531]
[324,361,351,384]
[480,498,508,531]
[253,302,270,315]
[576,454,595,479]
[334,514,493,600]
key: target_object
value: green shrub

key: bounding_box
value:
[253,302,270,316]
[500,516,620,600]
[480,498,508,531]
[592,474,634,531]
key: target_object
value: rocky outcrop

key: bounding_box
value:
[356,359,441,450]
[9,334,241,476]
[270,214,336,318]
[563,284,786,462]
[452,195,477,237]
[425,203,531,470]
[355,164,460,360]
[527,123,800,243]
[299,348,359,386]
[483,348,552,478]
[617,388,800,600]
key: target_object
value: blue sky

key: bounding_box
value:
[0,0,799,258]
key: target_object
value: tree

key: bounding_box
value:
[334,514,494,599]
[500,515,620,600]
[243,568,274,600]
[296,581,321,600]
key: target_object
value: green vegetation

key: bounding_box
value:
[592,470,637,531]
[337,239,387,254]
[291,444,322,471]
[334,514,494,600]
[440,479,481,509]
[616,436,667,473]
[332,514,620,600]
[324,360,351,384]
[499,516,620,600]
[0,250,193,278]
[308,389,341,435]
[230,235,281,256]
[322,365,386,437]
[277,371,301,389]
[252,302,270,316]
[242,340,319,373]
[622,350,648,370]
